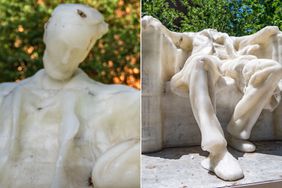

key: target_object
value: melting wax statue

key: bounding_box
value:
[0,4,140,188]
[142,16,282,181]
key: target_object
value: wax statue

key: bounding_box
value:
[0,4,140,188]
[142,16,282,181]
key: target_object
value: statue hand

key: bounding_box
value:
[92,139,140,188]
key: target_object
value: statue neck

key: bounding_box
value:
[43,51,76,82]
[42,52,72,89]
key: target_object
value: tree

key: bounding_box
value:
[142,0,282,36]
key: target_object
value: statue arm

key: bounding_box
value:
[90,89,140,188]
[233,26,280,50]
[142,16,194,51]
[92,139,140,188]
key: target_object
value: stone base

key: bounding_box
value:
[142,141,282,188]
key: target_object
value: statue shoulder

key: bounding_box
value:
[0,82,17,97]
[78,72,139,100]
[96,83,140,103]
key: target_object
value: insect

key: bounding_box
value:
[77,9,87,18]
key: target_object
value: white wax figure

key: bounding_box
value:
[142,16,282,181]
[0,4,140,188]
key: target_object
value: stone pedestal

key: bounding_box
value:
[142,141,282,188]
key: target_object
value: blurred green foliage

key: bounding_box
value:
[142,0,282,36]
[0,0,140,88]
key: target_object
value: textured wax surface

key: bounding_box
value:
[0,4,140,188]
[0,69,140,188]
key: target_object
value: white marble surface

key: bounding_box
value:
[142,16,282,180]
[142,141,282,188]
[161,81,282,147]
[142,16,282,152]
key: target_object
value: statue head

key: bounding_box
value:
[43,4,108,80]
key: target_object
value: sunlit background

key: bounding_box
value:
[0,0,140,89]
[142,0,281,36]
